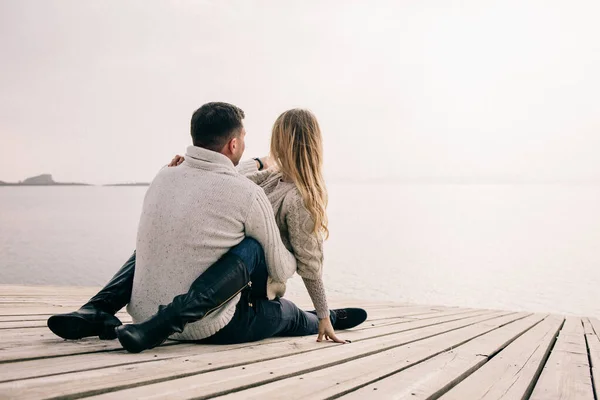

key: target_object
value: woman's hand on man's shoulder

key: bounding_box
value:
[168,155,185,167]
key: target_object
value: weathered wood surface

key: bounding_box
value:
[530,317,595,400]
[0,285,597,400]
[439,315,564,400]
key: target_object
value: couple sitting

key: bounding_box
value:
[47,102,367,353]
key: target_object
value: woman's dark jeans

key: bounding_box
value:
[202,238,335,344]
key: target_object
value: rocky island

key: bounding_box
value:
[0,174,89,186]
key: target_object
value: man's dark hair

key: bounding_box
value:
[190,102,245,151]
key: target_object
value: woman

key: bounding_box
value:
[169,108,346,343]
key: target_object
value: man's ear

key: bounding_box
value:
[229,137,238,153]
[221,137,235,156]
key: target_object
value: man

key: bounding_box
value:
[48,102,366,353]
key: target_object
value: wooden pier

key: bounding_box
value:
[0,284,598,399]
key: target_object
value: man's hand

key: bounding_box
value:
[317,318,348,344]
[168,155,185,167]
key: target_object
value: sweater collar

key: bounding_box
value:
[184,146,237,173]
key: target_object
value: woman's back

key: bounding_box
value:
[244,166,328,319]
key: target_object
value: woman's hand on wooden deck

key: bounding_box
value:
[317,318,348,344]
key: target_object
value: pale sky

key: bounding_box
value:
[1,0,599,184]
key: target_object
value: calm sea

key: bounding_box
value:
[1,184,598,318]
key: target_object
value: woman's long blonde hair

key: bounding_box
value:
[270,109,329,239]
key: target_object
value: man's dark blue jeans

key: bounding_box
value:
[202,238,335,344]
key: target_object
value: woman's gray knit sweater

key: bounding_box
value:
[241,163,329,319]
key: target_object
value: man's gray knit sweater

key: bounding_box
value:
[127,146,297,341]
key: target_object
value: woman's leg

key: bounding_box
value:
[205,293,335,344]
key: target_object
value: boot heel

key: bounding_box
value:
[98,317,122,340]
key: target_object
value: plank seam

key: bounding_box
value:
[585,318,599,400]
[0,341,182,365]
[0,314,55,317]
[0,325,65,330]
[522,316,566,400]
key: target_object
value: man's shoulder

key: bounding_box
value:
[152,165,261,197]
[230,170,264,194]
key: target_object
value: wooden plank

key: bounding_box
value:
[0,313,132,324]
[408,309,474,320]
[530,317,594,400]
[0,285,99,296]
[589,330,600,369]
[587,319,600,369]
[0,307,77,316]
[365,306,449,321]
[0,327,73,344]
[0,312,506,398]
[0,293,94,298]
[582,318,595,335]
[0,321,57,329]
[0,313,131,339]
[590,317,600,337]
[335,301,412,308]
[354,309,478,331]
[0,298,80,305]
[74,313,525,400]
[425,315,563,400]
[0,314,132,330]
[0,334,186,364]
[340,314,546,399]
[586,318,600,400]
[0,316,58,322]
[0,297,93,303]
[0,321,127,346]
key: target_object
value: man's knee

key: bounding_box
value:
[237,238,264,258]
[239,237,261,252]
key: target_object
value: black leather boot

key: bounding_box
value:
[331,308,368,330]
[47,252,136,340]
[116,252,251,353]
